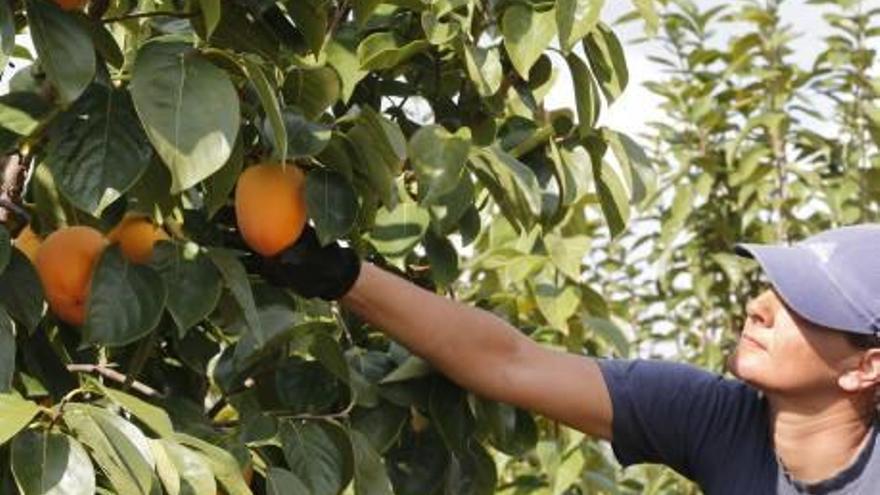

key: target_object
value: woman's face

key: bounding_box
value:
[728,288,865,397]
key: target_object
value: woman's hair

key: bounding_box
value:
[846,332,880,350]
[840,332,880,410]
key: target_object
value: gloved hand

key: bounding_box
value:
[258,225,361,301]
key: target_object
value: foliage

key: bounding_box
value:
[597,0,880,490]
[2,0,876,493]
[0,0,660,493]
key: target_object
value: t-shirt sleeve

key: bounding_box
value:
[597,358,760,481]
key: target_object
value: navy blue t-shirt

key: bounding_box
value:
[597,359,880,494]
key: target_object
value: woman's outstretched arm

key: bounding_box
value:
[341,262,614,440]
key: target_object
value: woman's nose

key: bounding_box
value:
[746,290,775,328]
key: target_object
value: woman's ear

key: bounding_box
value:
[838,348,880,392]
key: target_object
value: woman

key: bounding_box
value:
[259,223,880,494]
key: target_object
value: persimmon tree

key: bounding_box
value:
[0,0,662,494]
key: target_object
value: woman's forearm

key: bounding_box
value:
[340,262,529,400]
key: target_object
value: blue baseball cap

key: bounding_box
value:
[734,224,880,337]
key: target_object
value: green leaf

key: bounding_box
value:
[83,246,166,347]
[150,439,180,495]
[276,107,332,158]
[231,287,305,372]
[46,84,153,216]
[583,23,629,103]
[0,92,51,137]
[25,0,95,103]
[354,0,382,24]
[381,355,432,384]
[567,53,600,133]
[349,402,407,455]
[316,132,358,182]
[0,393,39,446]
[533,283,581,331]
[386,428,449,495]
[583,316,629,356]
[0,225,9,274]
[468,147,542,228]
[367,200,430,259]
[191,1,285,64]
[357,32,429,71]
[131,40,240,193]
[463,44,503,96]
[159,440,217,495]
[102,387,174,438]
[557,0,603,53]
[151,242,223,334]
[429,379,474,453]
[306,168,359,245]
[64,404,155,495]
[0,306,14,392]
[309,333,350,384]
[199,0,222,39]
[280,420,354,495]
[659,185,693,246]
[266,467,309,495]
[283,67,341,120]
[327,26,369,102]
[632,0,660,35]
[350,428,394,495]
[174,433,250,495]
[314,342,375,409]
[544,233,589,281]
[0,249,44,334]
[552,445,585,494]
[604,129,655,205]
[289,0,328,55]
[203,136,244,218]
[593,160,630,238]
[12,430,96,495]
[424,230,459,287]
[409,125,472,204]
[501,5,557,79]
[241,56,287,164]
[81,17,123,69]
[473,399,537,456]
[428,174,475,236]
[347,107,407,207]
[207,248,264,346]
[0,0,13,75]
[422,10,460,45]
[444,441,497,495]
[269,357,346,414]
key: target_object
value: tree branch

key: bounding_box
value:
[0,152,30,234]
[67,364,164,398]
[102,10,197,24]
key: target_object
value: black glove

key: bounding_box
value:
[259,225,361,301]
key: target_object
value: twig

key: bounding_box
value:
[0,198,29,224]
[326,1,351,39]
[102,10,197,23]
[0,152,30,231]
[67,364,163,398]
[289,397,357,422]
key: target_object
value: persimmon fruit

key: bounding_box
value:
[107,214,169,264]
[14,225,42,263]
[35,226,107,326]
[235,164,308,256]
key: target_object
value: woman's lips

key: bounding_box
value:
[741,333,767,350]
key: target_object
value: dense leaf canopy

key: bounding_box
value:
[0,0,877,493]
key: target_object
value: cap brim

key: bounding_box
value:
[734,243,870,334]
